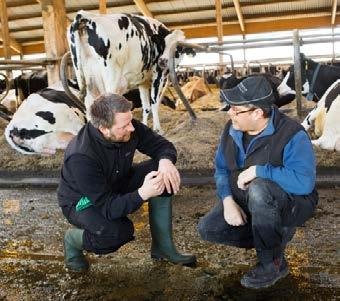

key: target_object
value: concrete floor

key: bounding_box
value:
[0,186,339,300]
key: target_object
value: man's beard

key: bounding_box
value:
[107,132,131,143]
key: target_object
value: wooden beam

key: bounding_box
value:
[22,42,45,54]
[215,0,223,42]
[181,15,340,39]
[99,0,107,14]
[41,0,68,84]
[133,0,153,18]
[8,12,42,21]
[0,42,42,56]
[0,36,22,55]
[0,0,22,56]
[215,0,224,72]
[232,0,245,32]
[0,0,10,59]
[168,8,335,28]
[7,0,37,8]
[332,0,338,25]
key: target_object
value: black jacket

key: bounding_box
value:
[57,119,177,217]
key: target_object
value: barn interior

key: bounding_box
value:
[0,1,339,300]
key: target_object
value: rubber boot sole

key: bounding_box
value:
[240,266,289,289]
[151,252,197,266]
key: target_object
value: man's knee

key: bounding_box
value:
[84,218,135,254]
[197,215,210,240]
[197,203,225,241]
[247,178,281,211]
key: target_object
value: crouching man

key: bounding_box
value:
[57,93,196,272]
[198,76,318,289]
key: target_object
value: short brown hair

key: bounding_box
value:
[89,94,132,128]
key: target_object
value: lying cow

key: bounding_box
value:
[5,82,86,155]
[67,10,191,133]
[301,80,340,151]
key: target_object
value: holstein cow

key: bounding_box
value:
[303,55,340,102]
[68,10,191,133]
[301,80,340,151]
[5,82,86,155]
[0,70,48,102]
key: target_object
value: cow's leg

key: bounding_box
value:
[151,68,168,134]
[138,85,151,127]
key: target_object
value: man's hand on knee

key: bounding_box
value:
[138,171,165,200]
[237,166,257,190]
[222,196,247,226]
[158,158,181,194]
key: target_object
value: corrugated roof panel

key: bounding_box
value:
[241,0,333,15]
[7,3,41,20]
[66,5,140,20]
[158,9,217,24]
[8,17,43,31]
[222,6,238,19]
[149,0,214,14]
[11,29,44,40]
[66,0,132,9]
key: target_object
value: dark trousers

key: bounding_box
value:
[198,178,316,263]
[62,159,171,255]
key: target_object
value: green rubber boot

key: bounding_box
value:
[148,196,196,265]
[63,228,89,272]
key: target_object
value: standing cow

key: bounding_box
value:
[67,10,189,133]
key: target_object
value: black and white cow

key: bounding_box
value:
[0,71,48,101]
[300,54,340,102]
[5,82,86,155]
[68,10,190,133]
[301,80,340,151]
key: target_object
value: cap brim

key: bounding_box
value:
[220,87,249,105]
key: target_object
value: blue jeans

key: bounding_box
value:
[198,178,316,263]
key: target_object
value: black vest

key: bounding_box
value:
[221,107,318,204]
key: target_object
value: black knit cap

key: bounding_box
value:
[220,75,275,108]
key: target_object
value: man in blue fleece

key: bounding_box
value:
[198,75,318,289]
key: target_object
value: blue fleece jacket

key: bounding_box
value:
[215,110,316,201]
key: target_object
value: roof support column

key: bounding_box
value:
[293,29,302,118]
[41,0,68,85]
[215,0,224,74]
[99,0,107,14]
[0,0,12,77]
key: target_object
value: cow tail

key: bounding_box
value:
[69,16,87,103]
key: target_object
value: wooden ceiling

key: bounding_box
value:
[0,0,339,57]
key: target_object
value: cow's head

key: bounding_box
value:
[158,29,186,69]
[282,64,309,96]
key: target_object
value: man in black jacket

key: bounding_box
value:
[58,93,196,272]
